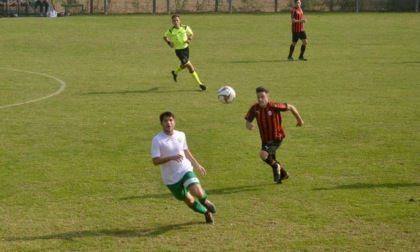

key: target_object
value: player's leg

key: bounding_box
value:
[260,140,283,183]
[172,50,186,82]
[298,32,308,61]
[185,61,205,89]
[272,153,289,184]
[180,48,205,90]
[184,171,215,213]
[288,33,299,60]
[167,177,208,214]
[189,184,216,213]
[183,172,215,224]
[260,150,281,183]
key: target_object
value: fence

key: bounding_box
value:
[52,0,419,14]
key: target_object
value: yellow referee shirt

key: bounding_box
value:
[164,25,193,50]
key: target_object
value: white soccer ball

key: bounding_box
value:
[217,86,236,104]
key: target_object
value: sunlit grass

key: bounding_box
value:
[0,13,419,251]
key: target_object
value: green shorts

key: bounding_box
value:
[167,171,200,201]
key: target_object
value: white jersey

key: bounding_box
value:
[151,130,193,185]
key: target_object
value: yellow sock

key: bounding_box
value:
[174,66,182,75]
[191,71,202,85]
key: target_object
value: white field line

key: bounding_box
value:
[0,67,66,110]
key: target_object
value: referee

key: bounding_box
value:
[163,15,206,91]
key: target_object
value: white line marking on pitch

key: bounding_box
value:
[0,67,66,110]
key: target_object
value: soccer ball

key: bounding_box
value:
[217,86,236,104]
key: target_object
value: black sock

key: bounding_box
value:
[264,156,278,169]
[299,45,306,58]
[288,45,295,57]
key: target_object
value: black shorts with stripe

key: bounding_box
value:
[175,47,190,65]
[261,139,283,155]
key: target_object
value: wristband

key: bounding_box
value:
[167,41,171,45]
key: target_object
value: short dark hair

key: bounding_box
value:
[256,86,269,94]
[160,111,175,122]
[171,14,180,20]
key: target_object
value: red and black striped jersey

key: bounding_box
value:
[245,102,288,144]
[291,7,305,32]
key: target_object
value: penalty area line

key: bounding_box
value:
[0,67,66,110]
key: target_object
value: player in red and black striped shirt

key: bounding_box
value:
[288,0,308,61]
[245,86,304,184]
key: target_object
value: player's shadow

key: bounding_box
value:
[119,184,269,201]
[5,222,200,242]
[205,184,271,195]
[312,182,420,191]
[82,87,203,95]
[226,59,284,64]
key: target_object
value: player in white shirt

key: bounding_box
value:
[151,111,216,224]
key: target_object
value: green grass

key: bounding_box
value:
[1,13,419,251]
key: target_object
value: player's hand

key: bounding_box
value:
[197,165,206,175]
[296,119,304,127]
[172,154,183,162]
[247,123,255,130]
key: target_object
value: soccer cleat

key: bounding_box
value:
[299,56,308,61]
[199,84,207,91]
[205,211,214,224]
[171,71,177,82]
[272,164,281,183]
[288,56,294,61]
[278,168,289,184]
[203,200,216,214]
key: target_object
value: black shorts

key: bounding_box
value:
[261,139,283,155]
[175,47,190,65]
[292,31,307,42]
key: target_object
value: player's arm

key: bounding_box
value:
[185,26,193,44]
[287,104,304,127]
[245,108,255,130]
[163,36,174,48]
[186,35,192,44]
[184,149,206,175]
[291,12,306,23]
[152,155,183,166]
[246,120,254,130]
[292,17,306,23]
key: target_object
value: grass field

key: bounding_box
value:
[1,13,419,251]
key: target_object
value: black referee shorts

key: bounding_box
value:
[175,47,190,65]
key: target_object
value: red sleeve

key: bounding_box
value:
[245,103,257,122]
[272,103,288,112]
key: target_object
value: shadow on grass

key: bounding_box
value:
[120,184,270,201]
[225,59,285,64]
[6,222,201,241]
[399,61,420,64]
[313,182,420,191]
[205,184,271,195]
[82,87,203,95]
